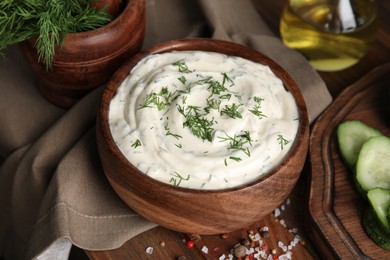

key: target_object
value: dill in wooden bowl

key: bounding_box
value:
[2,0,145,108]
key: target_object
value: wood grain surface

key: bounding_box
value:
[308,63,390,259]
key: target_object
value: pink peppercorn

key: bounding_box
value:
[186,240,195,248]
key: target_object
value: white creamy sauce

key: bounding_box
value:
[109,51,299,190]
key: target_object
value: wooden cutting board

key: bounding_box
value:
[307,63,390,259]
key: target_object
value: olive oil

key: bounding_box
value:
[280,0,378,71]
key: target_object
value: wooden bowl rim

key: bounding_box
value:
[99,38,309,195]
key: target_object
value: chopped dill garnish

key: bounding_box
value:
[219,93,232,100]
[277,134,290,150]
[131,139,142,148]
[221,72,234,87]
[218,131,253,156]
[220,103,243,119]
[172,60,192,73]
[204,97,221,113]
[249,96,267,119]
[164,122,182,140]
[178,75,187,84]
[229,156,242,162]
[177,105,215,142]
[138,86,175,111]
[169,172,190,186]
[207,79,227,95]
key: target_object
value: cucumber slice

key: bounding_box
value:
[356,135,390,192]
[337,120,382,168]
[367,188,390,232]
[362,208,390,250]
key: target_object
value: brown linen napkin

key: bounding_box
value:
[0,0,332,259]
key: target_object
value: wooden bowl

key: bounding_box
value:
[19,0,145,108]
[96,39,310,234]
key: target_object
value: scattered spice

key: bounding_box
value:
[186,240,195,248]
[274,208,281,218]
[179,197,305,260]
[201,245,209,254]
[145,246,153,254]
[233,245,247,258]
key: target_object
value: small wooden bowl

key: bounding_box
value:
[96,39,310,234]
[19,0,145,108]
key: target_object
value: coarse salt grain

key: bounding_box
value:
[286,198,291,205]
[278,241,288,252]
[219,254,226,260]
[201,245,209,254]
[274,208,281,218]
[228,254,234,260]
[254,233,261,241]
[145,247,153,254]
[280,219,286,227]
[293,235,302,245]
[279,254,290,260]
[281,204,285,211]
[289,228,298,234]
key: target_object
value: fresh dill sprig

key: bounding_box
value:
[0,0,112,69]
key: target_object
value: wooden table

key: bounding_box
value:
[83,0,390,259]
